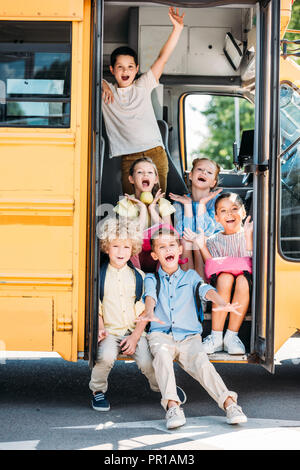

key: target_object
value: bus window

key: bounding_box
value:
[184,94,254,171]
[280,83,300,260]
[0,21,71,128]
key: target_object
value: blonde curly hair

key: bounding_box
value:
[98,217,143,256]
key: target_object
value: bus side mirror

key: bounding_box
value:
[237,129,254,172]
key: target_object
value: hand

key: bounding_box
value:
[102,81,114,104]
[212,302,242,316]
[244,215,253,237]
[98,329,108,342]
[183,227,204,249]
[149,189,165,208]
[120,335,138,356]
[135,311,165,325]
[169,193,192,205]
[125,193,147,210]
[197,188,223,216]
[168,7,185,30]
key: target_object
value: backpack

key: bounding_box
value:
[99,259,143,304]
[153,272,204,323]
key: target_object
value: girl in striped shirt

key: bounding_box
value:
[184,192,253,355]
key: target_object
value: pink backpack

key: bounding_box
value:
[205,256,252,280]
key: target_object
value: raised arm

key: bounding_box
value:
[102,79,114,104]
[243,215,253,253]
[151,7,185,82]
[183,227,212,261]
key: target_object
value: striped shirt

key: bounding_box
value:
[206,229,252,258]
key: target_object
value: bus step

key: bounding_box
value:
[203,313,252,321]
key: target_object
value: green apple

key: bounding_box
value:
[140,191,154,205]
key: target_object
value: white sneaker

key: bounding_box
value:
[226,403,248,424]
[224,334,245,355]
[202,334,223,354]
[166,406,186,430]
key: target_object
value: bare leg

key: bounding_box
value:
[228,274,249,332]
[212,273,235,331]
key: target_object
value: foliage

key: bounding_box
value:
[190,96,255,170]
[284,1,300,66]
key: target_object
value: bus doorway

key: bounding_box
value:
[86,0,288,372]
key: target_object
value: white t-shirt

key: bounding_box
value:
[102,69,164,158]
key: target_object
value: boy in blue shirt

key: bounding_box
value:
[140,227,247,430]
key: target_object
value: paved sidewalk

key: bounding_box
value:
[1,416,298,450]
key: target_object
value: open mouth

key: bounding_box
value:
[165,254,175,263]
[121,75,130,81]
[226,219,235,224]
[142,178,150,188]
[198,176,207,182]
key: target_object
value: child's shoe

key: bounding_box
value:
[224,331,245,355]
[225,403,247,424]
[166,405,186,430]
[92,391,110,411]
[202,334,223,354]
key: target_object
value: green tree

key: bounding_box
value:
[191,96,254,169]
[285,1,300,66]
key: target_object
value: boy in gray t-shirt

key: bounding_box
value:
[101,7,185,194]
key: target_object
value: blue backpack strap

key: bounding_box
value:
[99,260,109,303]
[154,271,160,301]
[195,281,204,323]
[127,260,143,303]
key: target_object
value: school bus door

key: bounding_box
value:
[251,0,281,372]
[85,0,104,366]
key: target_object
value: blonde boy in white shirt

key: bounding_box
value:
[89,217,186,411]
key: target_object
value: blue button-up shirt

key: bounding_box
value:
[144,267,215,341]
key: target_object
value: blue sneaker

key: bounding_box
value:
[92,392,110,411]
[176,386,187,405]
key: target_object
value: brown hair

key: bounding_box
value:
[129,157,160,195]
[214,192,244,211]
[150,227,180,251]
[189,158,221,189]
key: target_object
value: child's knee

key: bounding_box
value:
[152,346,173,366]
[97,348,117,367]
[217,272,235,287]
[235,274,250,291]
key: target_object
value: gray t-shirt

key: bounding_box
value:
[102,69,164,158]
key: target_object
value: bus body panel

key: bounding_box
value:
[0,0,298,368]
[274,56,300,354]
[0,0,92,361]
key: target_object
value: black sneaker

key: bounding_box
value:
[176,386,187,405]
[92,392,110,411]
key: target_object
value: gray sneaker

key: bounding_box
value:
[166,405,186,430]
[224,334,246,355]
[202,334,223,354]
[226,403,247,424]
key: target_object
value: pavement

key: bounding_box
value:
[0,334,299,451]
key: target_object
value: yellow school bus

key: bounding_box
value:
[0,0,299,372]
